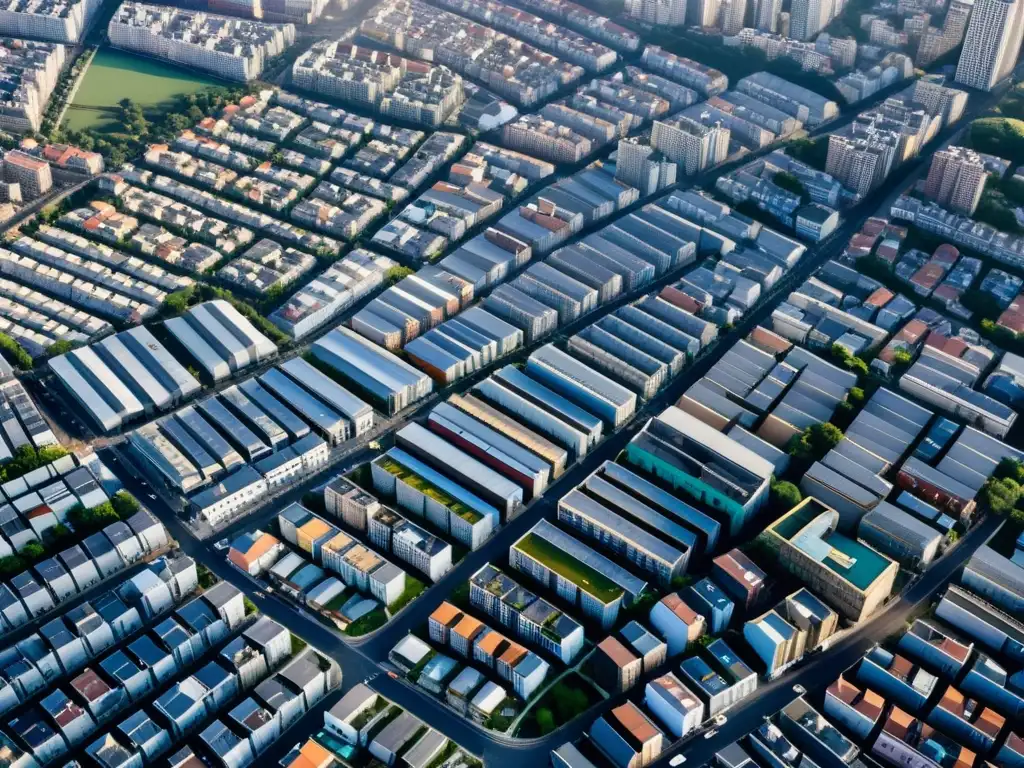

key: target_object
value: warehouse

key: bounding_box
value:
[636,206,704,250]
[597,460,720,556]
[570,326,668,401]
[350,306,408,350]
[475,376,591,460]
[48,347,144,433]
[164,300,278,382]
[487,365,604,455]
[427,401,552,499]
[394,275,459,319]
[220,384,291,448]
[371,447,499,547]
[196,397,271,463]
[175,406,244,472]
[800,461,882,532]
[638,296,718,347]
[237,379,311,442]
[726,425,789,475]
[159,415,224,480]
[581,235,657,290]
[559,487,689,586]
[600,221,674,275]
[526,344,637,428]
[311,327,432,416]
[615,213,697,271]
[548,247,624,305]
[483,285,559,344]
[597,315,685,376]
[513,263,599,324]
[91,333,181,414]
[453,307,523,358]
[259,368,349,446]
[129,423,205,493]
[406,335,470,385]
[416,266,473,307]
[279,357,374,437]
[897,457,977,519]
[394,422,524,521]
[510,519,647,629]
[858,501,942,567]
[447,393,567,479]
[626,406,773,535]
[579,471,697,566]
[424,322,497,369]
[438,229,531,292]
[616,306,700,360]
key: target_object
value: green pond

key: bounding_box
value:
[65,48,220,131]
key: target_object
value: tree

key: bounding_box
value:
[995,457,1024,483]
[978,476,1020,516]
[68,500,122,535]
[968,118,1024,165]
[110,491,140,519]
[535,708,556,735]
[848,387,866,405]
[0,555,25,578]
[892,349,913,368]
[830,344,870,378]
[386,266,414,285]
[19,541,46,563]
[788,423,844,462]
[770,480,803,513]
[45,340,77,358]
[550,683,589,723]
[773,171,810,203]
[786,137,829,170]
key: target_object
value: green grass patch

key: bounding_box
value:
[515,674,600,737]
[388,577,426,613]
[65,48,219,131]
[344,606,389,636]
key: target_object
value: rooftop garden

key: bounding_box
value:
[514,532,623,603]
[377,456,483,523]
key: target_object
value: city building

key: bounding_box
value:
[3,149,52,198]
[592,636,642,693]
[626,0,687,25]
[645,673,703,738]
[678,638,757,715]
[107,4,295,82]
[759,498,899,622]
[922,145,987,215]
[743,588,838,676]
[955,0,1024,90]
[590,701,665,768]
[0,0,103,42]
[790,0,830,39]
[826,132,898,197]
[509,519,647,630]
[649,593,705,656]
[651,117,730,176]
[625,406,774,535]
[712,549,767,610]
[292,42,464,127]
[685,579,735,635]
[615,139,677,197]
[0,40,66,133]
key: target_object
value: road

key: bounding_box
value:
[97,67,1012,768]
